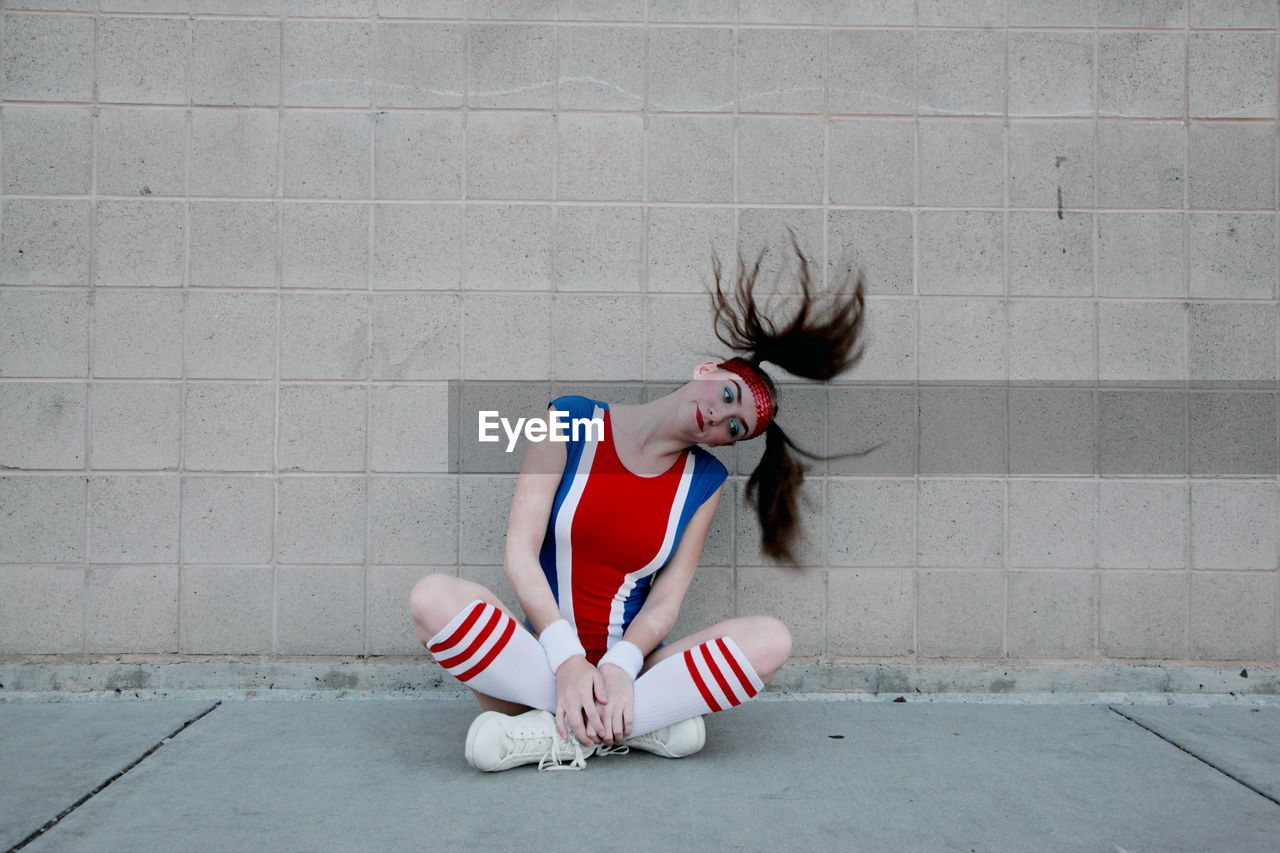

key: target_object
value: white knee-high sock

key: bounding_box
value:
[630,637,765,738]
[426,599,556,712]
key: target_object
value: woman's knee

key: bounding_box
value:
[408,573,468,630]
[734,615,792,681]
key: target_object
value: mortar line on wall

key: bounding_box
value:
[1000,0,1012,659]
[639,0,651,387]
[1182,1,1194,660]
[910,0,919,665]
[363,4,376,657]
[174,4,195,655]
[549,10,560,383]
[271,1,285,657]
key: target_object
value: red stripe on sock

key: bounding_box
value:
[437,607,502,669]
[455,615,516,682]
[699,642,740,708]
[684,649,722,712]
[715,637,759,699]
[428,601,487,653]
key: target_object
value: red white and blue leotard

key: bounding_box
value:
[537,395,728,664]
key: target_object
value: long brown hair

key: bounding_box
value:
[709,232,867,565]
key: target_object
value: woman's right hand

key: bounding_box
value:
[555,655,606,746]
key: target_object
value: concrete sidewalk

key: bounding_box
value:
[3,696,1279,852]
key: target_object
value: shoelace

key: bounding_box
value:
[536,735,589,772]
[595,744,631,757]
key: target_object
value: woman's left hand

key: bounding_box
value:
[597,663,634,745]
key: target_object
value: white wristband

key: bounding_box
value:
[538,619,586,674]
[598,640,644,680]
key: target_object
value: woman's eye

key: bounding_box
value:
[729,419,740,438]
[723,386,733,403]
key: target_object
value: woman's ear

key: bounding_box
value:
[692,360,719,380]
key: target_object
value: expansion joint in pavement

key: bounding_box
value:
[5,702,224,853]
[1107,705,1280,810]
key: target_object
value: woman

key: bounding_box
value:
[409,238,865,771]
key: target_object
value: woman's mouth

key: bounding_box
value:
[695,405,704,431]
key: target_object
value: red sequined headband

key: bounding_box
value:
[716,358,775,439]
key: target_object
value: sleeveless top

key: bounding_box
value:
[537,395,729,662]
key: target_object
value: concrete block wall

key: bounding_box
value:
[1,1,1278,674]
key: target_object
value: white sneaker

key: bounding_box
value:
[464,710,596,772]
[622,715,706,759]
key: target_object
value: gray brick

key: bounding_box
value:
[191,19,280,107]
[280,203,369,290]
[180,565,273,654]
[375,22,464,108]
[0,476,83,563]
[1097,122,1185,209]
[828,387,916,476]
[463,205,552,290]
[0,382,85,469]
[0,199,91,286]
[2,106,92,194]
[647,115,734,202]
[88,475,180,563]
[0,289,89,378]
[369,476,457,564]
[98,16,187,104]
[1190,0,1277,28]
[1100,571,1187,660]
[557,114,643,201]
[917,299,1005,382]
[372,204,462,290]
[2,13,94,101]
[369,384,450,472]
[643,294,725,383]
[919,119,1004,206]
[468,0,552,20]
[736,385,825,478]
[648,26,734,112]
[1098,213,1186,298]
[918,211,1003,295]
[1008,212,1093,297]
[371,293,459,380]
[0,566,84,654]
[1189,213,1276,300]
[1098,0,1184,27]
[190,202,278,289]
[378,0,462,15]
[1009,387,1096,477]
[1008,478,1096,568]
[1190,572,1276,660]
[183,382,275,471]
[827,209,913,296]
[367,564,439,656]
[90,382,181,470]
[93,291,183,379]
[1189,123,1276,210]
[276,565,363,654]
[1009,300,1095,382]
[918,0,1004,26]
[698,482,734,567]
[1189,33,1275,119]
[1098,481,1188,569]
[278,384,367,472]
[1007,571,1094,659]
[279,294,369,380]
[554,294,645,381]
[1009,32,1094,118]
[1189,303,1278,383]
[96,108,186,197]
[467,23,554,109]
[180,476,273,564]
[459,475,510,565]
[736,566,825,656]
[101,1,190,10]
[285,0,372,13]
[283,21,372,107]
[920,388,1006,476]
[282,112,371,200]
[190,109,278,198]
[557,24,644,111]
[87,565,179,653]
[918,570,1004,658]
[738,117,824,204]
[669,566,734,643]
[918,30,1003,116]
[276,477,366,563]
[828,120,913,206]
[828,29,913,115]
[1098,302,1186,383]
[738,27,824,114]
[557,205,642,292]
[649,0,735,22]
[94,201,186,288]
[1191,481,1280,570]
[1008,0,1092,25]
[918,479,1004,568]
[465,112,554,200]
[462,294,551,380]
[374,111,463,200]
[560,0,641,19]
[185,291,276,380]
[1099,33,1185,119]
[827,478,915,567]
[827,569,914,656]
[829,0,913,25]
[1008,120,1094,210]
[645,206,733,293]
[843,296,914,382]
[1099,389,1186,478]
[1189,391,1278,477]
[737,208,825,290]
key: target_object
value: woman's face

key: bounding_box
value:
[685,362,760,447]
